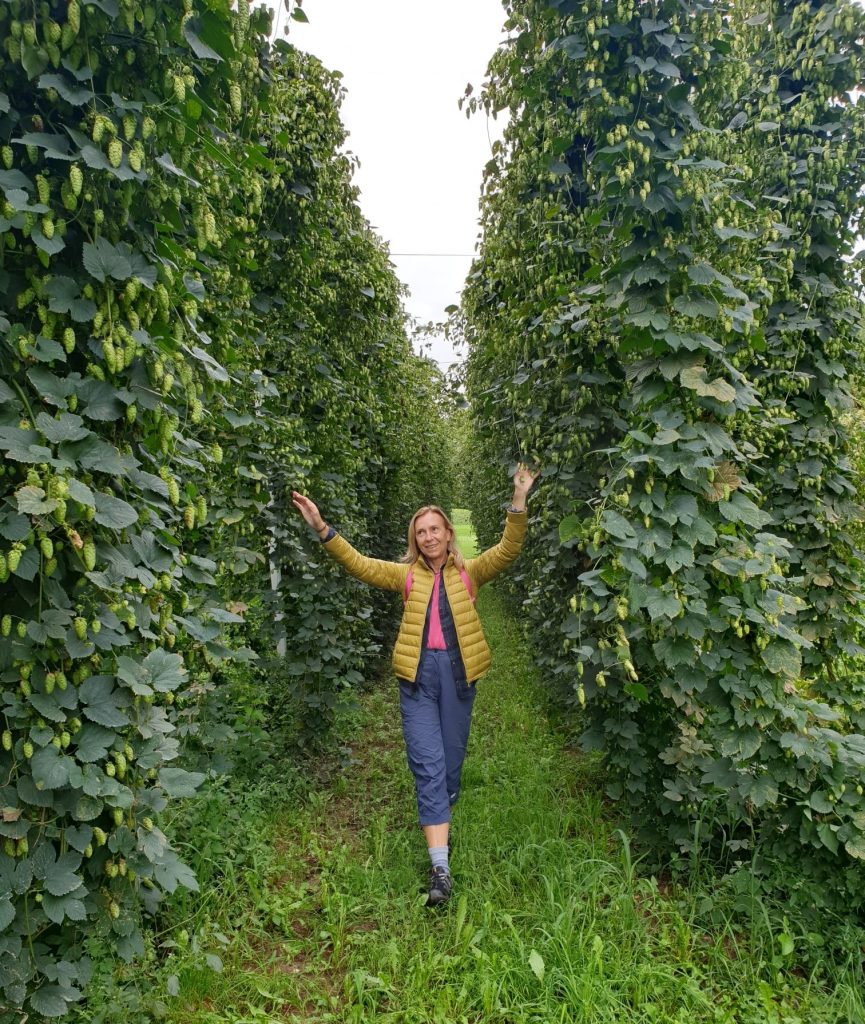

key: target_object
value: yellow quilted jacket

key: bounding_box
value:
[321,511,527,683]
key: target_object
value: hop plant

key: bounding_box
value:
[91,115,111,143]
[82,539,96,571]
[229,82,242,117]
[108,138,123,168]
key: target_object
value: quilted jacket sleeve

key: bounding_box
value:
[321,533,408,592]
[467,510,527,589]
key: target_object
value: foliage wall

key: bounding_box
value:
[462,0,865,938]
[0,0,440,1015]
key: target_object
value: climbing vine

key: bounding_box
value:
[0,0,442,1015]
[463,0,865,938]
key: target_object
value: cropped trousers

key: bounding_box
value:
[399,649,477,826]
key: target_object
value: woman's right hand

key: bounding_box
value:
[291,491,326,533]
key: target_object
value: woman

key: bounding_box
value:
[291,464,538,906]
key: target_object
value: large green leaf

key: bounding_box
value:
[158,768,205,798]
[143,649,187,692]
[73,724,115,763]
[0,428,52,464]
[44,276,97,321]
[15,485,59,515]
[93,492,138,529]
[558,514,581,544]
[38,73,91,105]
[30,747,73,791]
[78,676,129,728]
[152,848,199,893]
[29,986,73,1018]
[679,365,736,403]
[718,492,772,529]
[35,412,91,444]
[600,509,634,540]
[746,775,779,808]
[760,641,802,679]
[41,891,87,925]
[644,588,683,621]
[183,17,223,60]
[844,834,865,860]
[0,897,15,931]
[82,239,133,283]
[672,294,720,319]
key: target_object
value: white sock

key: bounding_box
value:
[429,845,449,873]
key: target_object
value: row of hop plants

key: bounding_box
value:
[460,0,865,954]
[0,0,453,1016]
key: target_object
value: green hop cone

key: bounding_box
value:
[229,82,242,117]
[108,137,123,168]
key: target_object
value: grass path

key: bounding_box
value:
[163,516,863,1024]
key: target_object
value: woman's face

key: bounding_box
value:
[414,511,452,565]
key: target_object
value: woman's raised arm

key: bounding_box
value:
[291,490,406,592]
[291,491,331,542]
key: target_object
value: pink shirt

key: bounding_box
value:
[426,571,447,650]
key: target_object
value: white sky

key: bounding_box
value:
[271,0,508,371]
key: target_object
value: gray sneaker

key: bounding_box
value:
[427,866,452,907]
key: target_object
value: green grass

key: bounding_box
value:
[103,514,864,1024]
[451,506,477,559]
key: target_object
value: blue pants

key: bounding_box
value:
[399,650,477,826]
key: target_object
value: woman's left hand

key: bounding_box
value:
[512,462,540,498]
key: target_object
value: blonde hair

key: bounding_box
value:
[402,506,465,569]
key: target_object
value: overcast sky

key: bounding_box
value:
[273,0,508,370]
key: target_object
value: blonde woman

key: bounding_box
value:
[291,464,538,906]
